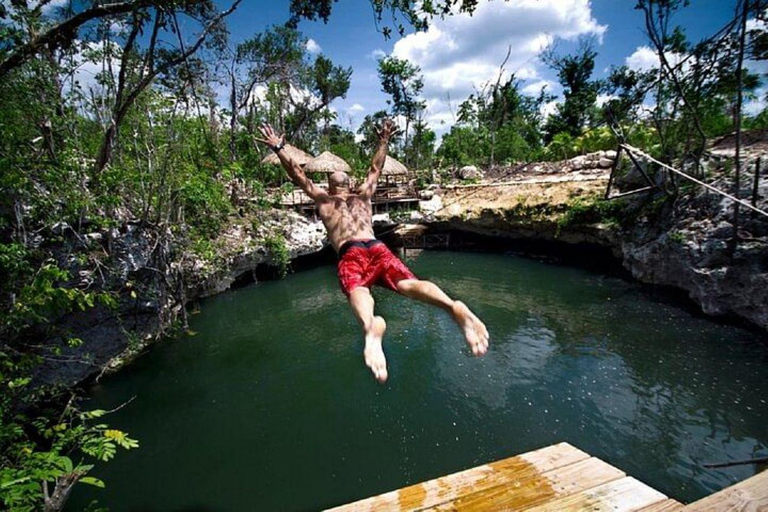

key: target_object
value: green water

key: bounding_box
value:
[68,250,768,511]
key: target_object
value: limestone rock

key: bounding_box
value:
[459,165,483,180]
[598,157,615,168]
[419,189,435,200]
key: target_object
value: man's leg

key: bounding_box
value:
[395,279,489,356]
[348,286,388,383]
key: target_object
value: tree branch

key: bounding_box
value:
[0,0,158,79]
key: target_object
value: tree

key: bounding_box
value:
[287,54,352,141]
[93,1,240,174]
[408,116,436,170]
[287,0,486,38]
[226,25,306,159]
[541,38,601,143]
[377,55,425,164]
[601,65,656,127]
[357,110,397,157]
[439,73,550,166]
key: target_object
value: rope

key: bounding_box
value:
[621,143,768,218]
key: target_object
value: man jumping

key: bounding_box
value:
[256,120,489,383]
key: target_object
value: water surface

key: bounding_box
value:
[69,250,768,510]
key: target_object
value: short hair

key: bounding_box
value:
[329,171,350,189]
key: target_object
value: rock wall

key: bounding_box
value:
[620,190,768,331]
[426,156,768,332]
[37,210,329,387]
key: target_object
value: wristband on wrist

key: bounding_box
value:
[271,140,285,153]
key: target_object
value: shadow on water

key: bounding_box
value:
[68,249,768,511]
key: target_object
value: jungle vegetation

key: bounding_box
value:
[1,0,766,510]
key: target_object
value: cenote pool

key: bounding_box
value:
[68,250,768,511]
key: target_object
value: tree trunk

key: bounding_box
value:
[43,473,81,512]
[731,0,750,253]
[229,69,238,161]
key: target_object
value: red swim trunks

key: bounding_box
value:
[337,239,417,296]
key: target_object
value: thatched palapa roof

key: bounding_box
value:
[382,155,408,176]
[304,151,352,174]
[261,144,313,166]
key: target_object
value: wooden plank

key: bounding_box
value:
[326,443,589,512]
[681,470,768,511]
[523,476,668,512]
[426,456,624,511]
[639,499,685,511]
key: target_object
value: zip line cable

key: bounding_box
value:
[621,143,768,218]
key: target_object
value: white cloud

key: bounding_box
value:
[625,45,689,73]
[522,80,554,96]
[5,0,68,16]
[625,46,659,72]
[541,100,559,119]
[388,0,606,132]
[39,0,67,15]
[349,103,365,113]
[368,49,387,60]
[306,39,322,54]
[596,94,617,107]
[625,46,657,71]
[747,16,767,33]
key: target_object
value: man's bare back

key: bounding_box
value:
[317,193,375,252]
[255,120,489,383]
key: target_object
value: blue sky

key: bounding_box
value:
[219,1,743,137]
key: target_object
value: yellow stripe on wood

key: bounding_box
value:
[325,443,588,511]
[425,457,624,511]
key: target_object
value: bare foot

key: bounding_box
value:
[364,316,388,383]
[452,301,489,356]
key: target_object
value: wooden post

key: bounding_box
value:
[604,146,622,199]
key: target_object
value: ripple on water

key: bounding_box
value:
[67,251,768,511]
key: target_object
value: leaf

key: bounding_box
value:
[81,409,106,419]
[0,476,31,489]
[58,456,73,473]
[79,476,105,488]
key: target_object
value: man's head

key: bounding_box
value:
[328,171,351,195]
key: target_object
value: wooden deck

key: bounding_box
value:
[327,442,768,511]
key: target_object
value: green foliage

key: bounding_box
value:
[437,126,488,166]
[669,231,685,243]
[541,126,618,161]
[438,75,548,166]
[556,196,628,234]
[0,387,138,511]
[179,173,232,238]
[357,110,394,158]
[377,55,426,165]
[542,38,601,143]
[264,233,291,278]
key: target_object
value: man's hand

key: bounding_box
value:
[255,124,285,152]
[376,118,398,144]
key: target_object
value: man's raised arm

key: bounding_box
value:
[359,119,397,198]
[255,124,326,201]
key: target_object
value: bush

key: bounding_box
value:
[556,196,627,234]
[263,233,291,278]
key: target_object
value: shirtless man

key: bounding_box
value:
[256,120,488,383]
